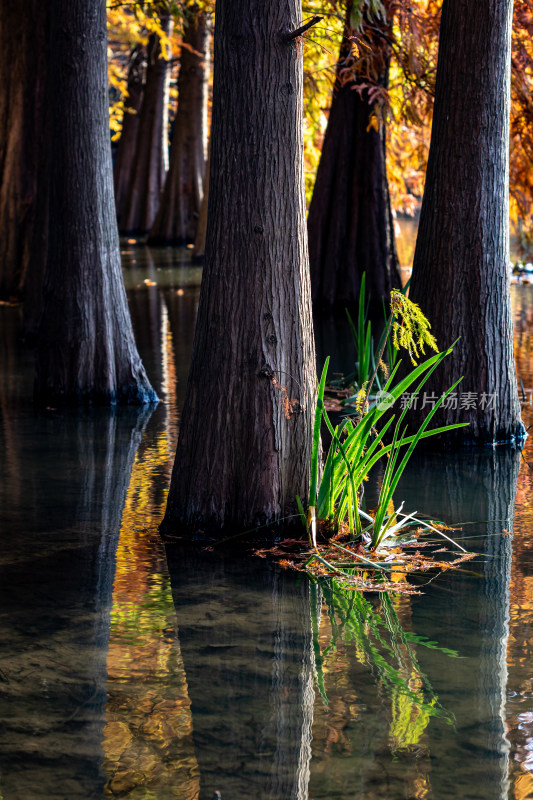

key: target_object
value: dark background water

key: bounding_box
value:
[1,246,533,799]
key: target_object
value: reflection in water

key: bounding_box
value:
[398,448,520,800]
[505,297,533,800]
[313,581,454,729]
[0,401,152,799]
[512,284,533,402]
[102,440,200,799]
[3,254,533,799]
[165,548,315,800]
[120,244,202,292]
[310,580,455,800]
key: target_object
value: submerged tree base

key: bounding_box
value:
[431,422,527,448]
[159,511,304,542]
[34,382,159,407]
[160,516,477,596]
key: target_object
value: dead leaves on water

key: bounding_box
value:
[252,521,476,596]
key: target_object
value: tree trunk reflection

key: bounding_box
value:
[165,547,314,800]
[400,448,520,799]
[0,406,152,799]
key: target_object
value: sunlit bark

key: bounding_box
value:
[149,8,209,246]
[121,14,170,235]
[114,45,146,229]
[193,141,210,261]
[409,0,523,443]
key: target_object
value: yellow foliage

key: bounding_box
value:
[301,5,344,205]
[107,3,182,140]
[355,381,369,414]
[104,0,533,240]
[389,667,434,750]
[366,112,380,132]
[390,290,438,364]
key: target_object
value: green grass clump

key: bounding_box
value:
[299,286,466,557]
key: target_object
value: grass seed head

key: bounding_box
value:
[390,290,438,365]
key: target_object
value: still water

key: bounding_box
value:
[1,245,533,799]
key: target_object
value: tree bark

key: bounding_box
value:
[408,0,524,444]
[22,137,49,341]
[121,15,170,236]
[192,140,210,261]
[34,0,158,406]
[149,8,209,246]
[114,45,146,229]
[161,0,317,534]
[307,0,400,316]
[0,0,47,302]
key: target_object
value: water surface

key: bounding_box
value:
[1,248,533,799]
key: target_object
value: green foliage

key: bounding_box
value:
[345,272,384,391]
[311,577,457,742]
[301,286,467,557]
[300,356,331,548]
[311,348,464,549]
[369,370,462,549]
[344,273,410,396]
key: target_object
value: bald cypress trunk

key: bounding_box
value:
[121,15,170,236]
[34,0,157,406]
[408,0,523,444]
[307,0,400,316]
[149,8,209,246]
[192,141,210,261]
[161,0,317,534]
[114,45,146,229]
[0,0,47,302]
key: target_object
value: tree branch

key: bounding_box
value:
[284,15,323,41]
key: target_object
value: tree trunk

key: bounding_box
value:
[121,15,170,235]
[307,0,400,316]
[149,8,209,246]
[192,140,210,261]
[22,136,49,341]
[114,45,146,229]
[34,0,158,406]
[161,0,317,534]
[408,0,524,444]
[0,0,47,302]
